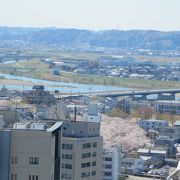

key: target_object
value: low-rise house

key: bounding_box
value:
[154,136,176,156]
[140,156,164,169]
[121,158,144,175]
[36,103,68,120]
[12,107,30,119]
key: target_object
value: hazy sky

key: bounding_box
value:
[0,0,180,31]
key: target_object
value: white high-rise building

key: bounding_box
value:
[102,147,121,180]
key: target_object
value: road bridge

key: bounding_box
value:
[56,89,180,101]
[97,89,180,100]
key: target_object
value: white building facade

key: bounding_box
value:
[102,147,121,180]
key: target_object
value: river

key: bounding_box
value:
[0,73,130,93]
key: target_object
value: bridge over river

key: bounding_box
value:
[58,89,180,101]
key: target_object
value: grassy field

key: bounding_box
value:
[62,72,180,89]
[22,48,180,63]
[133,55,180,63]
[0,59,180,89]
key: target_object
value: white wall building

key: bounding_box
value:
[102,147,121,180]
[84,103,101,123]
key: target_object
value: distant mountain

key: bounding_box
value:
[0,27,180,50]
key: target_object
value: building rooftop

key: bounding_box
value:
[139,119,167,122]
[174,121,180,126]
[156,100,180,104]
[137,148,149,153]
[13,121,56,131]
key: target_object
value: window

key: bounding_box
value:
[82,143,91,149]
[103,164,112,169]
[61,163,72,169]
[15,157,18,164]
[82,153,91,158]
[11,156,18,164]
[29,175,38,180]
[104,172,112,176]
[62,144,73,150]
[11,157,14,164]
[92,171,96,176]
[92,161,96,166]
[104,157,112,161]
[61,173,72,179]
[92,152,97,157]
[29,157,39,165]
[81,172,90,177]
[62,154,73,159]
[81,162,90,168]
[92,142,97,148]
[11,174,17,180]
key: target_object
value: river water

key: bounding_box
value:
[0,73,130,93]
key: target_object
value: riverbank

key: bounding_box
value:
[0,60,180,90]
[0,73,129,93]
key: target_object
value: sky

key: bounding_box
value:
[0,0,180,31]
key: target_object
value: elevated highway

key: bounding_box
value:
[56,89,180,100]
[97,89,180,98]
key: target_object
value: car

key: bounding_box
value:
[149,165,154,169]
[148,170,153,174]
[162,165,170,170]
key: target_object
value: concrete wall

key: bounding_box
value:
[0,130,11,180]
[9,130,55,180]
[60,136,103,180]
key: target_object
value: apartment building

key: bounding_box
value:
[0,120,103,180]
[138,119,168,132]
[102,147,121,180]
[155,100,180,115]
